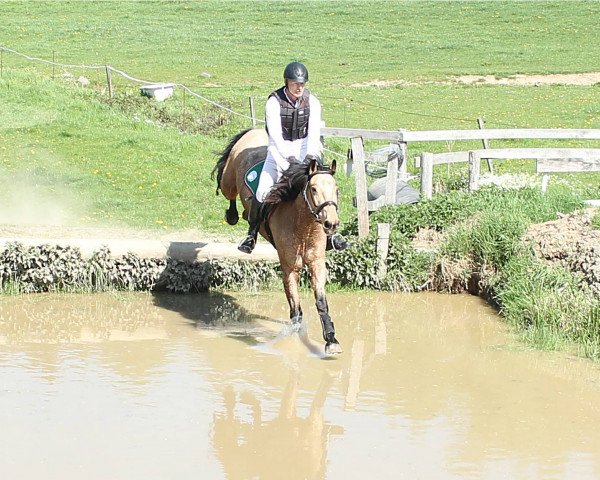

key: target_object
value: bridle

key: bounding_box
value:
[302,170,339,222]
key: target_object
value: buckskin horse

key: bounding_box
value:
[212,128,342,355]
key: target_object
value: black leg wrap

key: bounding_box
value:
[319,314,336,342]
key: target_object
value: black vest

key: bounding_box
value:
[268,87,311,141]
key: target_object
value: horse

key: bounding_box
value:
[212,128,343,355]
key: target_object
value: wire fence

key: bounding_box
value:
[1,45,510,129]
[0,46,365,159]
[0,45,517,162]
[0,45,259,123]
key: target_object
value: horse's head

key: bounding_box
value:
[304,159,339,235]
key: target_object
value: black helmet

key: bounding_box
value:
[283,62,309,83]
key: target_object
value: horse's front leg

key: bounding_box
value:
[309,261,342,355]
[282,266,303,328]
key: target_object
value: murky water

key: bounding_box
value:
[2,291,600,480]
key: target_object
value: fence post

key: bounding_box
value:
[468,151,480,191]
[105,65,113,98]
[376,223,390,280]
[249,96,257,126]
[420,152,433,200]
[345,148,353,176]
[351,136,369,238]
[398,141,408,180]
[541,174,549,193]
[384,149,398,206]
[477,117,494,174]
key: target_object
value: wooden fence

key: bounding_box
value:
[321,127,600,238]
[419,148,600,199]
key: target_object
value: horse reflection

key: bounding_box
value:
[212,370,343,479]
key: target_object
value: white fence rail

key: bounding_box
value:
[419,148,600,199]
[322,127,600,142]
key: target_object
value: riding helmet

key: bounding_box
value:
[283,62,309,83]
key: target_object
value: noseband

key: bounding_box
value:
[302,170,339,221]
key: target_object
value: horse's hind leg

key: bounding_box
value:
[309,261,342,355]
[225,199,239,225]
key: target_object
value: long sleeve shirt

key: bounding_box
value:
[264,91,322,165]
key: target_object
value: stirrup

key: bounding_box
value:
[238,235,256,254]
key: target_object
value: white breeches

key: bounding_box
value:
[255,148,292,202]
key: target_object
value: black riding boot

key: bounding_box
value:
[238,199,263,254]
[326,233,349,251]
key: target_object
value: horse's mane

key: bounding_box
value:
[264,161,334,205]
[211,128,253,194]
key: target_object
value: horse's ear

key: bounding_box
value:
[308,158,319,175]
[331,159,337,175]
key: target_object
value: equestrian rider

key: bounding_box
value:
[238,62,348,254]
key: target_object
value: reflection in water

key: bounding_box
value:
[212,369,342,480]
[2,291,600,479]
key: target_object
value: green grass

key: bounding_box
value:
[1,0,600,238]
[593,211,600,230]
[3,1,600,84]
[0,71,233,233]
[3,0,600,133]
[496,252,600,359]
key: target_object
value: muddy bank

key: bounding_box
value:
[416,208,600,298]
[524,208,600,296]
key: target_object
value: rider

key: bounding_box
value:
[238,61,348,254]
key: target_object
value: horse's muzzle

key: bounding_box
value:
[322,219,339,236]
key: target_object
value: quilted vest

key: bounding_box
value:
[268,87,311,141]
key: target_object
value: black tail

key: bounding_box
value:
[211,128,253,195]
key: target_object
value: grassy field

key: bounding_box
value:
[1,0,600,235]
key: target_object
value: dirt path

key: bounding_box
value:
[0,224,278,262]
[351,72,600,88]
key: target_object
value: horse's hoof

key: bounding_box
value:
[225,210,239,226]
[291,322,302,334]
[237,244,253,254]
[325,341,343,355]
[237,236,256,254]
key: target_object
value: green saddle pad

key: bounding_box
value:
[244,161,264,195]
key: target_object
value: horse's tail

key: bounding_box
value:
[211,128,253,195]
